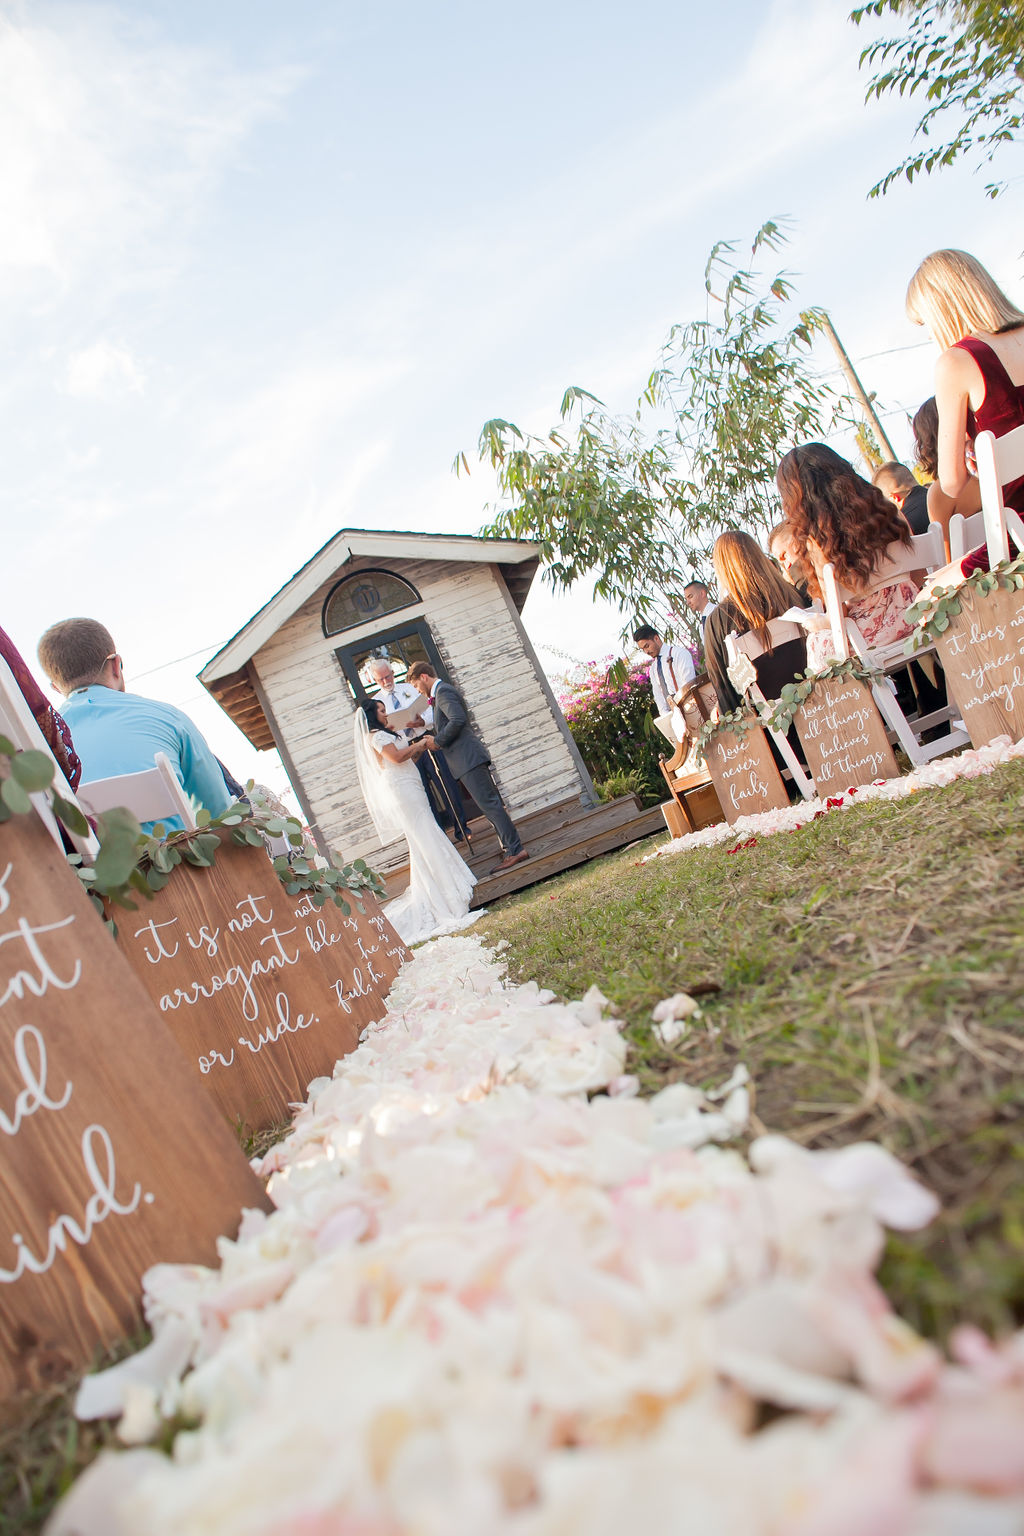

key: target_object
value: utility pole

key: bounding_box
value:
[821,314,899,463]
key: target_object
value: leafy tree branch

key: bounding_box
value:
[852,0,1024,198]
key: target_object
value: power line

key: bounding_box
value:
[131,645,220,681]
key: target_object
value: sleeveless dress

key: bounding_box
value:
[370,731,478,945]
[957,334,1024,514]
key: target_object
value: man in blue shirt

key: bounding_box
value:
[37,618,231,833]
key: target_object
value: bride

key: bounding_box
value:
[353,697,480,946]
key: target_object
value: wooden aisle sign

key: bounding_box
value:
[111,834,410,1132]
[0,810,269,1400]
[793,676,899,796]
[933,582,1024,747]
[702,724,790,826]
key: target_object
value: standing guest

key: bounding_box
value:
[906,249,1024,552]
[703,533,809,715]
[632,624,696,721]
[1,624,81,789]
[683,580,716,630]
[776,444,918,658]
[407,662,528,874]
[767,523,813,599]
[37,617,231,833]
[367,655,469,843]
[872,461,932,535]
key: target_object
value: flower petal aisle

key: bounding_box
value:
[52,938,1024,1536]
[645,734,1024,861]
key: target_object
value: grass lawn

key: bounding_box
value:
[5,762,1021,1535]
[475,758,1024,1343]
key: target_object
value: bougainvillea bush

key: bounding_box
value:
[557,657,683,807]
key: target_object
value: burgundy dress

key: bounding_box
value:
[954,335,1024,574]
[957,334,1024,512]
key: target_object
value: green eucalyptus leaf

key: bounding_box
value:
[1,776,33,814]
[52,795,91,836]
[10,750,56,792]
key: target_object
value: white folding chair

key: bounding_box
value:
[0,655,99,860]
[948,510,986,563]
[78,752,198,830]
[975,424,1024,567]
[726,622,816,800]
[821,528,969,765]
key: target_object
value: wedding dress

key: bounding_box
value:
[353,711,479,946]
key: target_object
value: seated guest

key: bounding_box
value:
[911,395,981,538]
[37,618,231,833]
[682,580,716,630]
[872,461,931,535]
[632,623,696,722]
[776,444,919,657]
[704,532,809,714]
[767,522,813,599]
[1,624,82,789]
[906,248,1024,557]
[912,397,939,481]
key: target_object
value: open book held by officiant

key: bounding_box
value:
[384,700,426,733]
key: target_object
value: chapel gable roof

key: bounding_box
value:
[198,528,540,751]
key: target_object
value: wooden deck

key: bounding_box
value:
[380,793,666,906]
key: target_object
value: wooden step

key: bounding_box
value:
[472,803,666,905]
[380,795,666,906]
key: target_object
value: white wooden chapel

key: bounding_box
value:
[200,529,660,894]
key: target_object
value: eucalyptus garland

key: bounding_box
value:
[0,738,386,921]
[903,552,1024,654]
[694,704,763,764]
[767,657,885,737]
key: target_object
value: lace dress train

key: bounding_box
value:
[373,740,478,945]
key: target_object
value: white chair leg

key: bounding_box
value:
[869,683,926,765]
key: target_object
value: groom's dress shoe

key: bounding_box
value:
[492,850,529,873]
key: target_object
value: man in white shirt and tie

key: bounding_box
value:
[633,624,696,735]
[367,656,469,842]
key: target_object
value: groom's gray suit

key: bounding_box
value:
[430,680,523,858]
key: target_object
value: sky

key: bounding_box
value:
[3,0,1022,802]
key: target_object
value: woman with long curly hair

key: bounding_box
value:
[907,249,1024,551]
[703,530,809,714]
[776,443,917,656]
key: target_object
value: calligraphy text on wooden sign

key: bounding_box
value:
[794,676,898,796]
[113,836,410,1131]
[0,812,267,1399]
[934,583,1024,748]
[703,725,789,826]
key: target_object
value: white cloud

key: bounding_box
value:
[65,338,146,398]
[0,2,301,306]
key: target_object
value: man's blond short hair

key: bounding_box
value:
[872,461,918,500]
[37,618,116,696]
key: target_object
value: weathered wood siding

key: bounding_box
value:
[252,557,587,866]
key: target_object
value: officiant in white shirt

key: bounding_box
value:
[367,657,470,843]
[632,625,696,734]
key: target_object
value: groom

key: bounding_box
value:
[407,662,529,874]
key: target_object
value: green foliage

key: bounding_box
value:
[852,0,1024,197]
[463,223,849,638]
[769,658,886,735]
[903,551,1024,649]
[557,660,668,807]
[594,768,646,803]
[0,743,387,924]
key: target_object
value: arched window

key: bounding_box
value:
[321,569,420,636]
